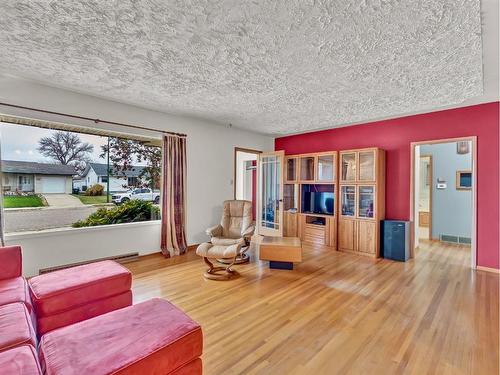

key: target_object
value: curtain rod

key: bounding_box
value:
[0,102,187,137]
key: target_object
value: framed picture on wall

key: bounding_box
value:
[456,170,472,190]
[456,141,470,154]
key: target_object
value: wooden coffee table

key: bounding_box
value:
[259,236,302,270]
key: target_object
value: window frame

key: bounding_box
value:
[0,118,163,236]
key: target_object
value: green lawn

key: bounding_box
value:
[72,194,113,205]
[3,195,45,208]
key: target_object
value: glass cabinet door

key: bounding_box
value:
[300,156,315,181]
[286,157,297,182]
[358,186,375,218]
[341,153,356,182]
[359,151,375,181]
[340,185,356,217]
[283,184,298,211]
[317,154,335,182]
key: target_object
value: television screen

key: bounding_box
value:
[302,192,334,215]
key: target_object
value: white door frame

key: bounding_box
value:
[410,136,477,269]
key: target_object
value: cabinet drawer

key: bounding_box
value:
[303,225,326,245]
[304,235,325,245]
[304,225,324,237]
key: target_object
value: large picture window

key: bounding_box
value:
[0,121,161,234]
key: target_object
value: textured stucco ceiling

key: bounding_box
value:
[0,1,483,135]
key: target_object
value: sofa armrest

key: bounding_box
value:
[206,224,223,237]
[0,245,22,279]
[242,224,255,238]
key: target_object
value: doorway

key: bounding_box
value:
[234,147,261,221]
[418,155,432,240]
[411,137,476,268]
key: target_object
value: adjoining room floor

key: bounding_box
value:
[419,226,429,239]
[126,242,499,375]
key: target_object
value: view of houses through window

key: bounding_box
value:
[0,121,161,233]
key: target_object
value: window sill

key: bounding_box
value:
[5,220,162,240]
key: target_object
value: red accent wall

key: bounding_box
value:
[275,102,499,269]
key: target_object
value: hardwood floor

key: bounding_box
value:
[125,241,498,375]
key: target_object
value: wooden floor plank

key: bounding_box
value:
[125,241,498,375]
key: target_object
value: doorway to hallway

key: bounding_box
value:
[411,137,476,268]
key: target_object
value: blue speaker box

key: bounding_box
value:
[381,220,410,261]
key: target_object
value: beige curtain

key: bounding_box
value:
[160,134,187,257]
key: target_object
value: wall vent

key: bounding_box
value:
[39,252,140,275]
[459,236,471,245]
[440,234,459,243]
[439,235,471,245]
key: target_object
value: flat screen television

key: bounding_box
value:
[301,191,334,215]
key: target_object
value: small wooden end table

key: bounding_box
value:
[259,236,302,270]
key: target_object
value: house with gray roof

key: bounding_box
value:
[1,160,75,194]
[75,162,147,193]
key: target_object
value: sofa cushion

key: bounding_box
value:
[0,345,42,375]
[0,303,36,352]
[0,245,22,280]
[28,260,131,316]
[211,237,245,246]
[0,277,32,312]
[169,358,202,375]
[36,291,132,337]
[39,298,203,375]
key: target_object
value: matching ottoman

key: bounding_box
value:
[0,302,37,352]
[39,298,203,375]
[28,260,132,336]
[0,345,42,375]
[196,242,241,280]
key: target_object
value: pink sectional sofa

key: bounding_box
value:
[0,246,32,313]
[0,246,203,375]
[28,260,132,337]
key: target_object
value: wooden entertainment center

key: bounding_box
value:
[282,147,385,257]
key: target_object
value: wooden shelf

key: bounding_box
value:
[338,148,385,257]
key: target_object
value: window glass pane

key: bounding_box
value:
[317,155,334,181]
[286,158,296,181]
[300,156,314,181]
[359,151,375,181]
[341,186,355,216]
[1,121,162,233]
[341,153,356,181]
[261,155,280,229]
[358,186,374,218]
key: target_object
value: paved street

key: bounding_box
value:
[5,206,104,233]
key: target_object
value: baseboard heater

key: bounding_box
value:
[39,252,140,275]
[439,235,471,245]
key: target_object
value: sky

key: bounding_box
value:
[0,122,108,164]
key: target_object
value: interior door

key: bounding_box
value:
[257,151,284,237]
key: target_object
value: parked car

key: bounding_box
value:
[111,188,160,205]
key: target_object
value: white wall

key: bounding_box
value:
[6,222,161,276]
[0,75,274,275]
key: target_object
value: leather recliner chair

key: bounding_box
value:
[206,200,255,264]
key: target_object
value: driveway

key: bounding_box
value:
[42,194,84,208]
[5,206,101,232]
